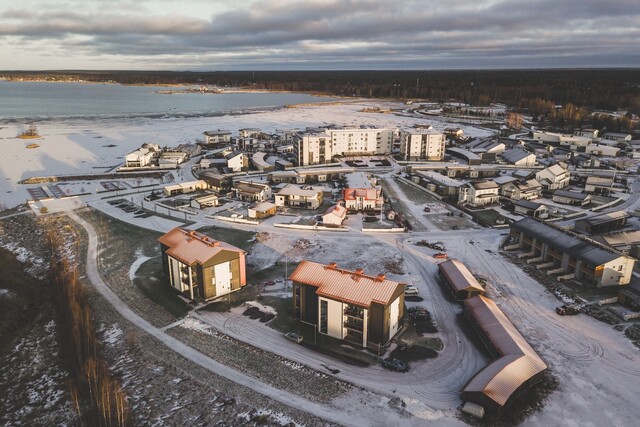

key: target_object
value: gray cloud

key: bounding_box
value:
[0,0,639,69]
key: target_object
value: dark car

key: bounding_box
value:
[381,358,408,372]
[284,332,303,343]
[556,305,580,315]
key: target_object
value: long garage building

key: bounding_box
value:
[462,295,548,417]
[438,259,486,300]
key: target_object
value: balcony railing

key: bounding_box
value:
[344,320,364,331]
[344,307,364,318]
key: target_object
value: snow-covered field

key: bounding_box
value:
[0,100,493,209]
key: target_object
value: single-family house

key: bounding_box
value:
[584,144,621,157]
[535,164,570,191]
[322,204,347,226]
[275,184,324,209]
[190,193,219,209]
[290,261,405,349]
[552,189,591,206]
[163,180,208,196]
[585,176,614,194]
[199,172,232,193]
[500,179,542,201]
[575,211,629,234]
[125,145,158,167]
[343,187,384,212]
[502,148,536,166]
[514,199,548,218]
[459,180,500,207]
[225,152,248,172]
[158,228,246,301]
[232,181,272,202]
[247,201,277,219]
[602,132,632,143]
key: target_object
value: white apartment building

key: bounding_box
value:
[399,129,446,161]
[295,128,394,166]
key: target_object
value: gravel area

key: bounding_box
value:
[166,320,355,404]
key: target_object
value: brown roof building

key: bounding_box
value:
[462,295,547,417]
[158,227,246,301]
[289,261,405,349]
[438,259,486,301]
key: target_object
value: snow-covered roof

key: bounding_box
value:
[470,180,499,190]
[345,172,373,189]
[502,148,533,164]
[277,184,322,198]
[553,189,589,200]
[416,170,465,188]
[289,261,404,308]
[158,228,243,266]
[462,295,547,408]
[576,211,628,227]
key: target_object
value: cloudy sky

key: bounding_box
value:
[1,0,639,70]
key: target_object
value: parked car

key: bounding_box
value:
[382,357,408,372]
[284,332,303,343]
[423,206,431,212]
[404,285,419,295]
[556,305,580,316]
[433,253,448,259]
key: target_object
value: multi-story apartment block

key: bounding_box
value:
[294,128,394,166]
[399,129,446,161]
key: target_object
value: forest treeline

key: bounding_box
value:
[2,69,639,114]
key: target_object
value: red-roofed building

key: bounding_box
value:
[289,260,405,349]
[342,187,383,212]
[158,227,246,301]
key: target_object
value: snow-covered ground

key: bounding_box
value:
[0,100,494,209]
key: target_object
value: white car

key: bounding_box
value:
[404,285,419,295]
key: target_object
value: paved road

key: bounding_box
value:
[67,210,362,427]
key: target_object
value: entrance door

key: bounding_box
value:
[389,298,400,338]
[214,262,232,296]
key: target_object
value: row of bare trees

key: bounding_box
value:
[48,232,130,426]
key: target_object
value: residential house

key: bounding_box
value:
[125,145,158,167]
[591,230,640,257]
[158,228,246,301]
[247,201,277,219]
[290,261,405,349]
[163,180,208,196]
[158,151,188,167]
[415,170,465,198]
[500,179,542,201]
[552,189,591,206]
[502,148,536,167]
[190,194,219,209]
[507,217,635,286]
[535,164,570,191]
[575,211,629,234]
[602,132,632,143]
[399,128,446,161]
[584,144,620,157]
[574,128,599,140]
[571,153,601,169]
[274,184,324,209]
[199,172,232,193]
[203,129,232,145]
[322,204,347,226]
[514,200,548,218]
[225,152,249,172]
[343,188,383,212]
[585,176,614,194]
[232,181,272,202]
[459,180,500,207]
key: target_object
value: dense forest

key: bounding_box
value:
[2,69,639,124]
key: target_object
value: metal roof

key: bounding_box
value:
[470,180,499,190]
[502,148,533,163]
[438,259,485,293]
[512,218,622,265]
[158,227,243,266]
[553,189,589,200]
[576,210,629,227]
[514,199,545,210]
[277,184,322,198]
[463,296,547,407]
[289,261,404,308]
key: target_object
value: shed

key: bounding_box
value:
[438,259,486,300]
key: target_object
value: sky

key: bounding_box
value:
[0,0,639,70]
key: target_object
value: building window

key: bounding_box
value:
[320,300,328,334]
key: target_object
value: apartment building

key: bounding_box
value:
[399,128,446,161]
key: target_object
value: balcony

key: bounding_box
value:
[344,307,364,318]
[344,319,364,332]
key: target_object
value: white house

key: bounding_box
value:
[535,164,570,191]
[322,204,347,226]
[203,129,232,145]
[232,181,272,202]
[190,194,219,209]
[399,128,446,161]
[125,146,158,167]
[602,132,632,143]
[514,200,548,218]
[274,184,324,209]
[574,128,599,140]
[500,179,542,200]
[584,144,620,157]
[459,180,500,207]
[585,176,614,194]
[225,152,248,172]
